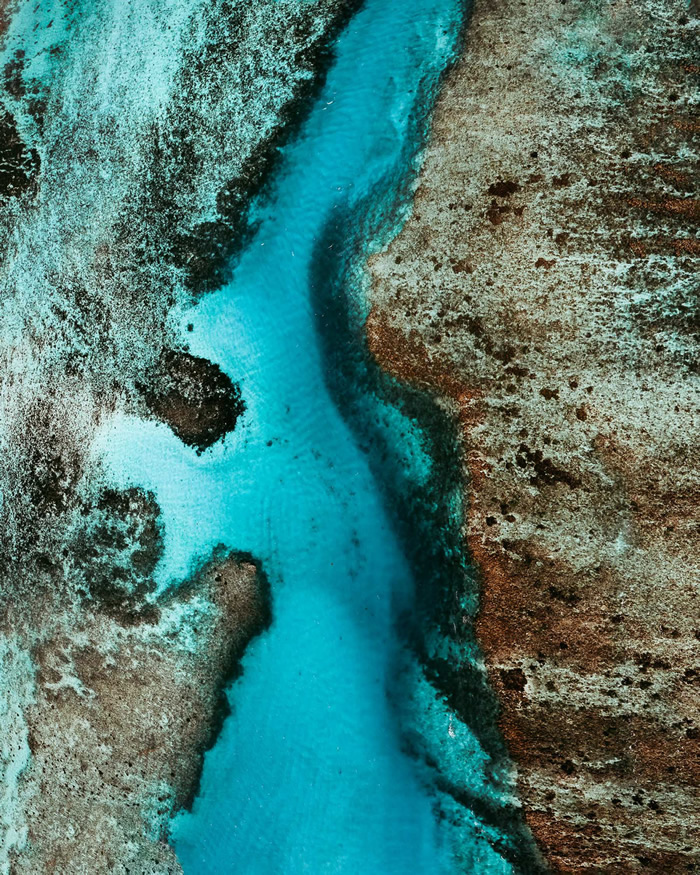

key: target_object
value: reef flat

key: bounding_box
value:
[16,550,269,873]
[369,0,699,871]
[0,0,356,868]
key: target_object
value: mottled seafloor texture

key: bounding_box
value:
[369,0,699,871]
[0,0,697,871]
[0,0,357,869]
[1,0,541,870]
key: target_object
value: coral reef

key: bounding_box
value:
[369,0,699,870]
[1,0,695,867]
[16,548,269,873]
[0,0,357,867]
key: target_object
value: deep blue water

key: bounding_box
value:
[94,0,514,871]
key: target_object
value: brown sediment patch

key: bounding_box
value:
[503,702,700,800]
[471,546,619,672]
[671,237,700,255]
[365,307,467,401]
[626,196,699,219]
[525,810,700,875]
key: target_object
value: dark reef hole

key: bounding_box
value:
[73,486,164,626]
[3,49,26,99]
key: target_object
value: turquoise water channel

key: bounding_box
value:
[95,0,514,871]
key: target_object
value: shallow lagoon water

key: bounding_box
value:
[93,0,512,871]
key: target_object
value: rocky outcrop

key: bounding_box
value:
[15,544,270,873]
[369,0,699,870]
[142,351,246,453]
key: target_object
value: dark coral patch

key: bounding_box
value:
[0,109,39,198]
[3,49,26,98]
[143,350,245,452]
[488,179,520,197]
[73,487,163,625]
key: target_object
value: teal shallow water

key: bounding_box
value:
[94,1,513,871]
